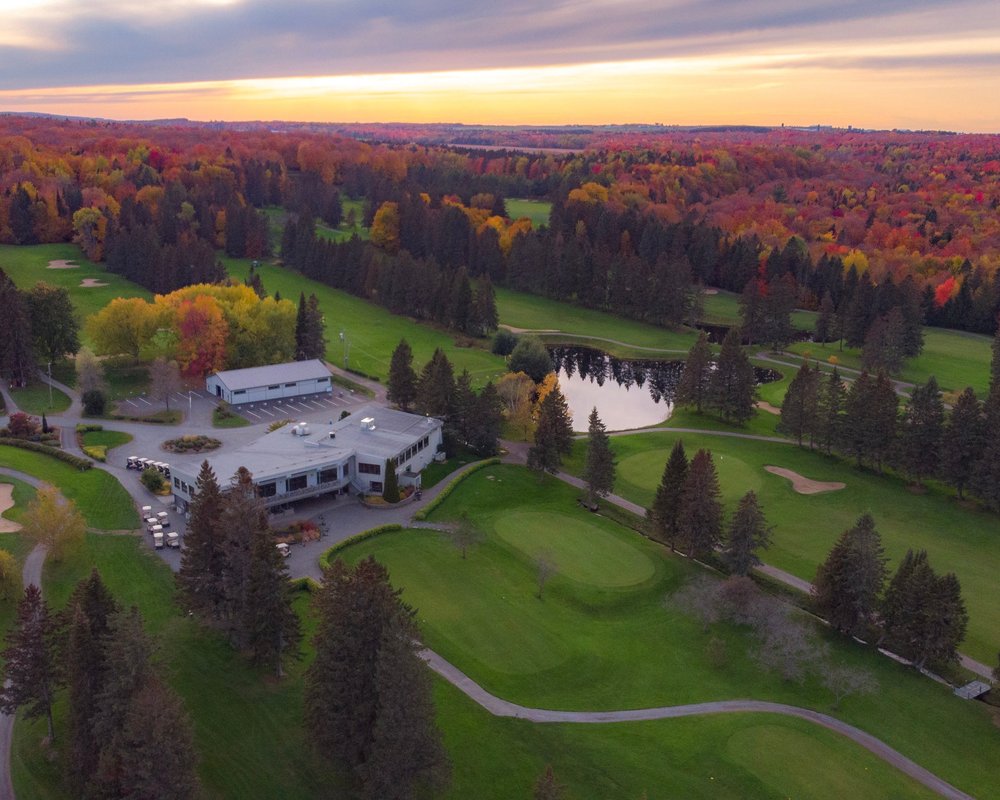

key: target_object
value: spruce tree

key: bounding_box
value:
[220,467,269,649]
[0,584,59,741]
[527,385,574,474]
[723,491,773,576]
[177,461,226,621]
[869,372,899,474]
[814,367,845,455]
[0,268,34,388]
[447,369,477,447]
[896,376,944,486]
[467,382,503,456]
[813,513,888,638]
[991,326,1000,396]
[294,291,309,360]
[649,440,688,551]
[738,278,766,347]
[675,331,712,413]
[416,348,455,418]
[973,389,1000,510]
[678,449,724,559]
[842,370,875,466]
[778,361,819,447]
[387,339,418,411]
[814,291,835,345]
[382,458,400,503]
[582,407,615,505]
[940,387,984,499]
[708,327,757,425]
[471,274,500,336]
[762,272,797,351]
[304,293,326,359]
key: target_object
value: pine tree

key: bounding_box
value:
[991,326,1000,396]
[649,440,688,551]
[708,327,757,425]
[470,274,500,336]
[416,348,455,418]
[303,293,326,359]
[862,308,907,374]
[940,387,984,499]
[220,467,269,649]
[533,765,568,800]
[896,376,944,486]
[973,389,1000,510]
[762,272,797,351]
[466,382,503,456]
[813,513,888,637]
[527,385,574,474]
[242,523,302,677]
[0,585,59,740]
[814,367,845,455]
[387,339,418,411]
[814,291,835,345]
[0,268,34,388]
[177,461,226,621]
[778,361,819,447]
[675,331,712,413]
[447,369,477,447]
[723,491,773,576]
[382,458,400,503]
[869,372,899,474]
[582,407,615,505]
[678,449,724,559]
[738,277,766,347]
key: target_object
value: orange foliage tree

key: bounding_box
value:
[172,295,229,377]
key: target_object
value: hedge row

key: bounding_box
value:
[412,457,500,521]
[82,445,107,462]
[0,438,93,470]
[75,423,104,433]
[317,524,404,571]
[290,576,321,593]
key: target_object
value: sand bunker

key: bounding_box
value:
[702,287,719,295]
[47,259,79,269]
[0,484,22,533]
[765,465,845,495]
[79,278,108,288]
[756,401,781,415]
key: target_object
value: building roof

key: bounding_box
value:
[209,359,331,391]
[171,403,442,485]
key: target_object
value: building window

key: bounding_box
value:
[285,382,296,388]
[343,463,350,477]
[258,482,277,498]
[370,481,383,493]
[358,462,380,475]
[319,467,338,484]
[268,384,280,390]
[174,477,180,488]
[287,474,308,492]
[318,376,330,383]
[234,389,246,395]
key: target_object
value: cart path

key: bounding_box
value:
[498,327,690,355]
[418,648,973,800]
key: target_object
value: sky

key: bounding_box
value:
[1,0,999,131]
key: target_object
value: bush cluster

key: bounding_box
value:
[82,445,107,462]
[140,467,167,493]
[162,435,222,453]
[0,438,92,470]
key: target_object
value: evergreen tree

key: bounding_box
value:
[220,467,269,649]
[778,361,820,447]
[382,458,400,503]
[649,440,688,551]
[814,291,835,345]
[0,268,34,388]
[387,339,418,411]
[678,449,724,559]
[470,274,500,336]
[862,308,907,374]
[973,389,1000,510]
[814,367,845,455]
[242,523,302,676]
[0,584,59,740]
[675,331,712,413]
[582,407,615,505]
[527,385,574,474]
[416,348,455,418]
[762,272,797,351]
[294,292,326,360]
[813,513,889,637]
[723,491,772,576]
[177,461,226,622]
[869,372,899,474]
[991,326,1000,396]
[708,327,757,425]
[466,382,503,456]
[896,376,944,486]
[447,369,477,448]
[940,387,984,499]
[738,277,766,346]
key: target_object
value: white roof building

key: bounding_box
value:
[205,359,333,404]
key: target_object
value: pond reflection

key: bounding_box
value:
[549,346,780,432]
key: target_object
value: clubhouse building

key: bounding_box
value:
[205,359,333,405]
[170,403,444,511]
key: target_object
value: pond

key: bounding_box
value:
[549,346,781,432]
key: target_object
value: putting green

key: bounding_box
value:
[618,448,763,497]
[495,511,655,588]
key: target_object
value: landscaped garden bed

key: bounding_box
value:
[162,434,222,453]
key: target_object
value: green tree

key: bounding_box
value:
[678,449,724,559]
[778,361,820,447]
[382,458,400,503]
[940,387,984,499]
[862,308,907,375]
[416,348,455,418]
[675,331,712,413]
[896,376,944,486]
[738,278,766,347]
[527,385,574,474]
[387,339,418,411]
[582,407,615,505]
[466,381,503,456]
[973,389,1000,510]
[708,327,756,425]
[470,274,499,336]
[723,491,773,576]
[0,268,34,388]
[0,584,60,740]
[27,281,80,362]
[20,484,85,563]
[814,367,845,455]
[762,272,797,351]
[508,335,553,383]
[648,440,688,551]
[813,513,888,638]
[219,467,269,649]
[814,291,835,345]
[177,461,226,621]
[295,292,326,361]
[0,549,18,601]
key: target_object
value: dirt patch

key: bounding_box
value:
[46,259,79,269]
[0,483,22,532]
[756,400,781,415]
[79,278,108,288]
[764,465,845,495]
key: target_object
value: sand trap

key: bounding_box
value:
[47,259,79,269]
[756,401,781,415]
[79,278,108,288]
[765,465,845,495]
[702,287,719,295]
[0,484,22,533]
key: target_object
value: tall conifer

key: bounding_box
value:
[649,440,688,551]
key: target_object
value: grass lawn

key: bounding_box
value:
[0,446,138,530]
[0,531,36,671]
[224,257,507,384]
[420,448,482,489]
[79,429,133,450]
[334,465,999,798]
[506,198,552,228]
[702,288,816,331]
[563,431,1000,663]
[0,243,151,338]
[0,476,36,526]
[9,381,71,415]
[264,201,370,248]
[212,406,251,428]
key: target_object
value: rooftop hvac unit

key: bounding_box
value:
[360,416,376,431]
[290,424,300,435]
[298,421,310,436]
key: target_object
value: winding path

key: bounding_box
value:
[418,648,973,800]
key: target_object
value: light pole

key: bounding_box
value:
[47,361,53,408]
[339,329,350,370]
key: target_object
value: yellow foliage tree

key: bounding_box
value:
[0,549,19,601]
[20,484,86,563]
[86,296,160,360]
[370,201,400,254]
[534,372,560,417]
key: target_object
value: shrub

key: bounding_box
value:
[491,329,518,356]
[162,435,221,453]
[82,389,107,416]
[75,423,104,433]
[268,418,295,432]
[82,445,108,462]
[140,467,167,493]
[339,410,351,420]
[0,438,92,470]
[3,412,39,438]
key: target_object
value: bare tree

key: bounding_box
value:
[754,611,827,684]
[535,550,557,600]
[444,512,485,560]
[667,576,721,632]
[149,357,182,411]
[75,347,106,395]
[822,663,878,709]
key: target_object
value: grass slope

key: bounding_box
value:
[334,465,999,797]
[506,198,552,228]
[9,382,72,415]
[564,432,1000,663]
[0,446,138,530]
